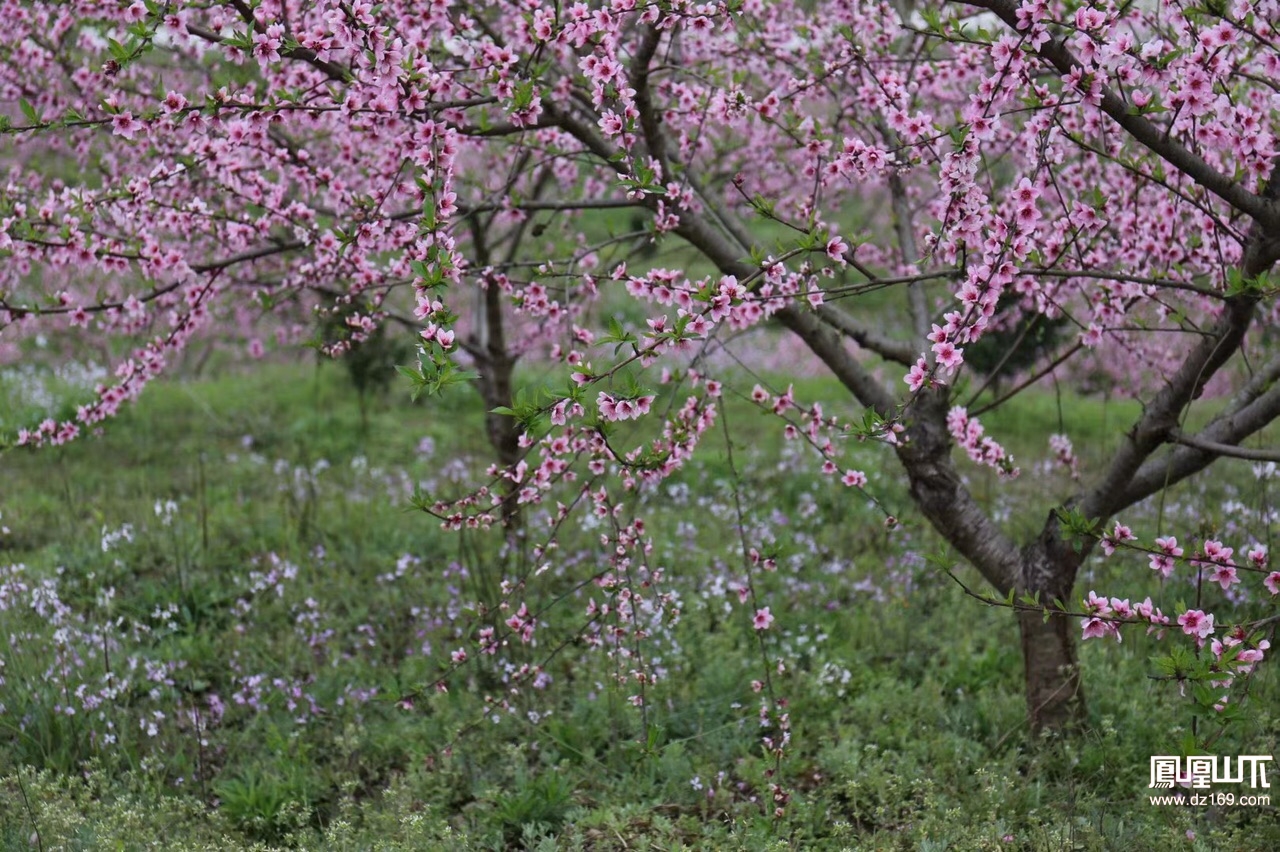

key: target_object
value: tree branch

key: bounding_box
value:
[895,389,1024,592]
[1079,296,1256,520]
[1078,162,1280,520]
[887,172,932,341]
[958,0,1280,229]
[1165,429,1280,462]
[186,21,349,83]
[774,306,898,415]
[970,340,1084,417]
[1117,368,1280,507]
[811,304,915,365]
[1025,267,1225,300]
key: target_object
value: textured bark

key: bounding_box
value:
[901,390,1086,731]
[1018,608,1085,732]
[895,395,1023,594]
[479,354,521,469]
[1017,526,1088,731]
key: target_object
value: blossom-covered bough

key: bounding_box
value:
[1,0,1278,742]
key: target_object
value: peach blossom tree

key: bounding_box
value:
[2,0,1278,735]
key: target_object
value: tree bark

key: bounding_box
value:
[466,215,526,533]
[1018,607,1085,732]
[470,302,522,530]
[1017,527,1088,731]
[478,350,523,530]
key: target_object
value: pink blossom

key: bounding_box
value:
[932,341,964,370]
[825,236,849,263]
[1202,539,1234,564]
[1100,522,1134,555]
[111,112,143,140]
[841,470,866,488]
[905,357,929,392]
[1237,644,1268,672]
[1012,177,1040,206]
[1208,564,1239,591]
[1081,617,1120,642]
[1149,554,1175,577]
[1178,609,1215,640]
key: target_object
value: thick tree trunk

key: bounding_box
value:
[1017,528,1088,731]
[1018,609,1085,731]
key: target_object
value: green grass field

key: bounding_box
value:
[1,357,1277,851]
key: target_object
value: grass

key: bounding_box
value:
[0,355,1277,851]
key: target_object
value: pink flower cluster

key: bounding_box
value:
[946,407,1018,478]
[1081,590,1170,643]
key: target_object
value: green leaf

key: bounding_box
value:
[1225,268,1272,297]
[1054,506,1100,543]
[749,193,775,218]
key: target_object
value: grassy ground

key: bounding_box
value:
[0,356,1277,851]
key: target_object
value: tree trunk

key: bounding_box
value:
[1018,608,1085,732]
[1017,530,1088,732]
[468,266,523,533]
[479,351,523,531]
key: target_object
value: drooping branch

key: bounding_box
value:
[0,238,311,318]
